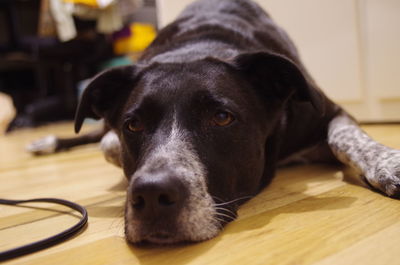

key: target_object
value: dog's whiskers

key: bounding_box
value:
[213,217,225,229]
[214,206,237,216]
[213,195,253,207]
[212,195,252,226]
[213,214,232,228]
[215,212,236,221]
[211,195,225,203]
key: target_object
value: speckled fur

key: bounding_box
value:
[328,114,400,197]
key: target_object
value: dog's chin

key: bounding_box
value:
[125,225,221,245]
[139,232,184,245]
[124,216,224,245]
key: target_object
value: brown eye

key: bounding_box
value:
[127,118,144,132]
[212,111,235,127]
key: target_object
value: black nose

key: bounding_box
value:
[130,174,187,219]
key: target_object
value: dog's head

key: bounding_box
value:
[75,52,322,244]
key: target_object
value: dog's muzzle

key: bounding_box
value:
[124,122,224,243]
[124,165,222,244]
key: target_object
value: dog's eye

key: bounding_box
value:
[212,111,235,127]
[127,118,144,132]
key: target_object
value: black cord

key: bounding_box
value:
[0,198,88,262]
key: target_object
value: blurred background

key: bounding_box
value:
[0,0,157,133]
[1,0,399,134]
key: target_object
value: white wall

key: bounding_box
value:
[156,0,400,122]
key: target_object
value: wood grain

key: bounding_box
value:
[1,123,399,264]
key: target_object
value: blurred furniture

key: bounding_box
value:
[0,0,113,131]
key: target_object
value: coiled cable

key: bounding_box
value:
[0,198,88,262]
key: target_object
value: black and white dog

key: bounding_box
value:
[28,0,400,244]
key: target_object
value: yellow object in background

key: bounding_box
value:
[114,23,157,55]
[63,0,114,8]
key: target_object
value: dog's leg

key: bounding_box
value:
[327,113,400,197]
[99,130,121,167]
[27,126,107,155]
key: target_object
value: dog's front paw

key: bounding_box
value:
[367,150,400,198]
[26,135,58,155]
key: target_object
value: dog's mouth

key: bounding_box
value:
[141,231,180,244]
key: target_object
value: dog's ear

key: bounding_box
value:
[74,65,137,133]
[233,52,324,113]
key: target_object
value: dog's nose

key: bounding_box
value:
[130,174,187,219]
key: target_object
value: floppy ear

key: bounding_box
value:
[74,65,137,133]
[233,52,324,113]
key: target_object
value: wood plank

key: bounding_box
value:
[11,185,400,265]
[1,123,399,264]
[314,222,400,265]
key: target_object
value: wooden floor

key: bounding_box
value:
[1,122,400,265]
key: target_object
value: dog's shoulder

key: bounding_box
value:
[140,0,281,63]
